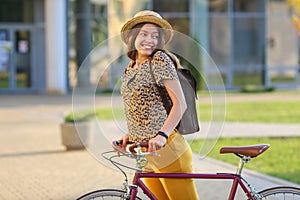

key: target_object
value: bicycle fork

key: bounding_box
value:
[121,175,144,200]
[121,180,138,200]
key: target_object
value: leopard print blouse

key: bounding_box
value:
[121,51,178,142]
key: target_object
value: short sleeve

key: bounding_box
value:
[151,51,178,86]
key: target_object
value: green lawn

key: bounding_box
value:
[92,101,300,123]
[189,137,300,184]
[198,101,300,123]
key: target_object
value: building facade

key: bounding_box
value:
[0,0,67,93]
[0,0,298,94]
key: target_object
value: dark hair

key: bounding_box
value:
[126,23,166,61]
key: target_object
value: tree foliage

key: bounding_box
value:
[287,0,300,36]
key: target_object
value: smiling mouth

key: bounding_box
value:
[142,44,154,50]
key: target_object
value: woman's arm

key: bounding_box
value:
[148,78,186,152]
[160,79,187,135]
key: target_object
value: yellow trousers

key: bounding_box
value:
[144,130,199,200]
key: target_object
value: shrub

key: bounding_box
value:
[64,111,95,123]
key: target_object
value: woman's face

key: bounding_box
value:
[134,23,159,58]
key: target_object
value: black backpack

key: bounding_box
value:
[149,51,200,135]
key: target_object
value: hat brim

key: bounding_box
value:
[121,15,173,44]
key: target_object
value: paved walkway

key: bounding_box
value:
[0,93,299,200]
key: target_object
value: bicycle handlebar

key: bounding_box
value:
[112,140,149,155]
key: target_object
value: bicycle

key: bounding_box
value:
[77,141,300,200]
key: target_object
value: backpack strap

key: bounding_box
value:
[149,59,172,114]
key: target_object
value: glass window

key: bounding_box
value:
[0,0,33,22]
[209,16,230,66]
[0,30,10,89]
[165,17,190,35]
[266,17,298,67]
[15,30,31,88]
[209,0,228,12]
[92,3,108,47]
[232,16,265,87]
[268,0,290,14]
[233,68,263,86]
[234,0,264,12]
[153,0,189,12]
[270,69,297,85]
[267,0,297,67]
[233,17,265,65]
[153,0,189,34]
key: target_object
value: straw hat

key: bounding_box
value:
[121,10,173,44]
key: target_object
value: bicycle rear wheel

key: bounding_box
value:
[76,189,143,200]
[258,186,300,200]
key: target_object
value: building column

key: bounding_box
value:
[45,0,67,93]
[75,0,91,88]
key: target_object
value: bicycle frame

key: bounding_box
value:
[78,143,300,200]
[105,142,271,200]
[130,171,255,200]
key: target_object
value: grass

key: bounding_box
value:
[93,101,300,123]
[198,101,300,123]
[189,137,300,184]
[64,108,125,122]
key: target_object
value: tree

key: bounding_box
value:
[287,0,300,36]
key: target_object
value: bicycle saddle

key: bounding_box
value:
[220,144,270,158]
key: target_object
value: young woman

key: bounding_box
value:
[119,10,199,200]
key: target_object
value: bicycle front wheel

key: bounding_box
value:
[76,189,143,200]
[258,186,300,200]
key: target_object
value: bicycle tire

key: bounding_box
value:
[76,189,143,200]
[258,186,300,200]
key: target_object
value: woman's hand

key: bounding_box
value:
[119,134,129,150]
[148,135,167,153]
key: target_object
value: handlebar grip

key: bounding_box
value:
[128,142,149,153]
[112,140,149,154]
[112,140,127,154]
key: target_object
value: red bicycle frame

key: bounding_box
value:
[78,144,300,200]
[130,171,254,200]
[109,142,270,200]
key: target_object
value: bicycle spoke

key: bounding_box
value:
[259,186,300,200]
